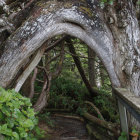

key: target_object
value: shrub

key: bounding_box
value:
[0,87,39,140]
[48,76,89,110]
[93,88,119,123]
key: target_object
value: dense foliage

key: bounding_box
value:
[47,70,119,123]
[0,87,40,140]
[93,88,119,122]
[49,73,89,110]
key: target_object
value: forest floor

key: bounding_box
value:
[38,115,91,140]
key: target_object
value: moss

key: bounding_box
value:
[64,2,73,9]
[79,6,93,17]
[36,1,57,8]
[35,1,58,14]
[36,0,73,15]
[36,1,45,7]
[35,0,93,19]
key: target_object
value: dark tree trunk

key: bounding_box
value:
[88,48,96,87]
[66,37,98,97]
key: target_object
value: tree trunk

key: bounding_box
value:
[83,112,120,137]
[33,73,52,112]
[100,62,106,87]
[105,1,140,129]
[88,48,96,87]
[66,37,98,97]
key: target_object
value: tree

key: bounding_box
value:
[0,0,139,129]
[88,48,97,87]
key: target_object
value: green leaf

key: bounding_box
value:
[109,0,114,5]
[20,131,28,138]
[0,124,12,136]
[6,118,15,128]
[137,0,140,5]
[11,101,21,108]
[27,108,35,117]
[0,112,4,120]
[2,106,11,116]
[0,104,3,109]
[1,124,8,130]
[12,132,19,140]
[20,119,34,128]
[23,98,32,106]
[118,132,127,140]
[0,87,38,139]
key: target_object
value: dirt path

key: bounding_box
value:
[39,115,91,140]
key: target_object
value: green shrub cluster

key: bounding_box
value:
[48,75,89,110]
[0,87,39,140]
[93,88,119,123]
[48,74,119,123]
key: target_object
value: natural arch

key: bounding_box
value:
[17,34,120,138]
[0,0,120,89]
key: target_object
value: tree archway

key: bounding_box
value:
[0,0,120,88]
[0,0,139,133]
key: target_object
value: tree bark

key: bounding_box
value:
[0,0,121,88]
[83,112,120,137]
[88,48,96,87]
[33,72,52,112]
[104,1,140,128]
[85,101,104,121]
[28,67,38,99]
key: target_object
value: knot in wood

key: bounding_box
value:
[108,16,114,24]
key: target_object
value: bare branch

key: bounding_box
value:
[14,45,46,92]
[64,49,99,61]
[83,112,120,137]
[33,65,52,112]
[46,54,60,65]
[36,78,44,83]
[28,68,38,99]
[85,101,104,121]
[45,36,67,52]
[51,42,65,79]
[33,76,52,112]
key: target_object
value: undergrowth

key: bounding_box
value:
[0,87,44,140]
[45,73,119,123]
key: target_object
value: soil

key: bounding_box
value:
[38,115,91,140]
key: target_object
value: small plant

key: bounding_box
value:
[48,75,88,111]
[0,87,40,140]
[93,88,119,123]
[130,127,140,140]
[118,128,140,140]
[118,132,127,140]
